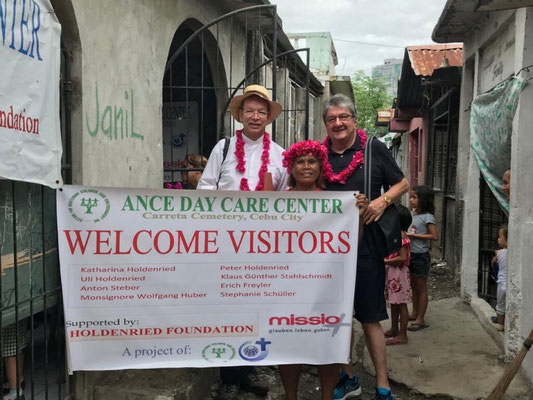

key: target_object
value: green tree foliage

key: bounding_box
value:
[351,71,392,136]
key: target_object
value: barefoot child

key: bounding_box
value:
[384,205,412,345]
[407,186,438,331]
[277,140,368,400]
[491,225,508,331]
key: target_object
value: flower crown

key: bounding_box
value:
[165,182,183,190]
[282,140,329,173]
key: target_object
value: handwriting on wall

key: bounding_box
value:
[86,83,144,140]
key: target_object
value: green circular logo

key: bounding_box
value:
[68,189,111,223]
[202,342,236,363]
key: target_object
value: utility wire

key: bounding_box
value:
[333,38,405,49]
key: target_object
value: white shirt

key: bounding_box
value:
[197,133,289,191]
[497,248,508,287]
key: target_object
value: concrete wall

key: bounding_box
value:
[46,1,324,396]
[457,7,533,385]
[443,199,456,266]
[48,1,263,397]
[507,7,533,383]
[478,16,516,93]
[63,0,247,189]
[458,10,516,300]
[432,191,444,259]
[457,55,478,299]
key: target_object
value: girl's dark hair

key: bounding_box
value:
[412,185,435,215]
[396,204,412,232]
[500,224,508,240]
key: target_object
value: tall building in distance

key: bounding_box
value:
[372,58,403,98]
[287,32,337,85]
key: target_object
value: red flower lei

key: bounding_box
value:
[235,130,271,191]
[322,129,367,184]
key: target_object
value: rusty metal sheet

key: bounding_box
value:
[407,44,463,77]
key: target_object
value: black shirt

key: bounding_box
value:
[325,134,404,199]
[325,133,405,256]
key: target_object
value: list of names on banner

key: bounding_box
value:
[70,262,343,307]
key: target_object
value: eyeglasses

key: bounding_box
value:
[325,114,354,125]
[242,109,269,118]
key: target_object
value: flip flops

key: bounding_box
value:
[408,323,429,331]
[386,337,408,346]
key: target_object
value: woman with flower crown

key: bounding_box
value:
[278,139,369,400]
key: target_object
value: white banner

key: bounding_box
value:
[57,186,358,371]
[0,0,63,188]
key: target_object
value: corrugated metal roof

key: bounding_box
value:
[432,0,533,42]
[396,44,463,109]
[407,44,463,76]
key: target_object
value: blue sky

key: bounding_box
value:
[270,0,450,75]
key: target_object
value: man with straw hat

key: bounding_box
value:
[198,84,289,191]
[197,85,288,390]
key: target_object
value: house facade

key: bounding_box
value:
[389,45,463,266]
[433,0,533,385]
[1,1,324,398]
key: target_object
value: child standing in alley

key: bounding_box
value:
[384,204,412,345]
[492,225,508,331]
[407,186,438,331]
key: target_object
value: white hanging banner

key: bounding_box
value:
[0,0,63,188]
[57,186,359,371]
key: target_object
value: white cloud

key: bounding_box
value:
[271,0,450,75]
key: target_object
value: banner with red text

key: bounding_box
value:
[0,0,63,188]
[57,186,359,371]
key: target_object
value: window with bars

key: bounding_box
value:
[0,43,73,400]
[428,90,459,196]
[478,177,507,303]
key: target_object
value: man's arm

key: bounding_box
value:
[197,141,224,190]
[362,177,409,224]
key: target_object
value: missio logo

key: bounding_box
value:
[269,314,342,326]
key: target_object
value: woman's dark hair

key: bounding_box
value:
[396,204,412,232]
[288,156,325,189]
[412,185,435,215]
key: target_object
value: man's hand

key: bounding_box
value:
[362,196,388,224]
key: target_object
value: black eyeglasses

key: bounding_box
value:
[325,114,354,125]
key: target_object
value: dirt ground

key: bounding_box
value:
[210,259,460,400]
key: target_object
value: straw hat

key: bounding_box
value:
[229,85,282,124]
